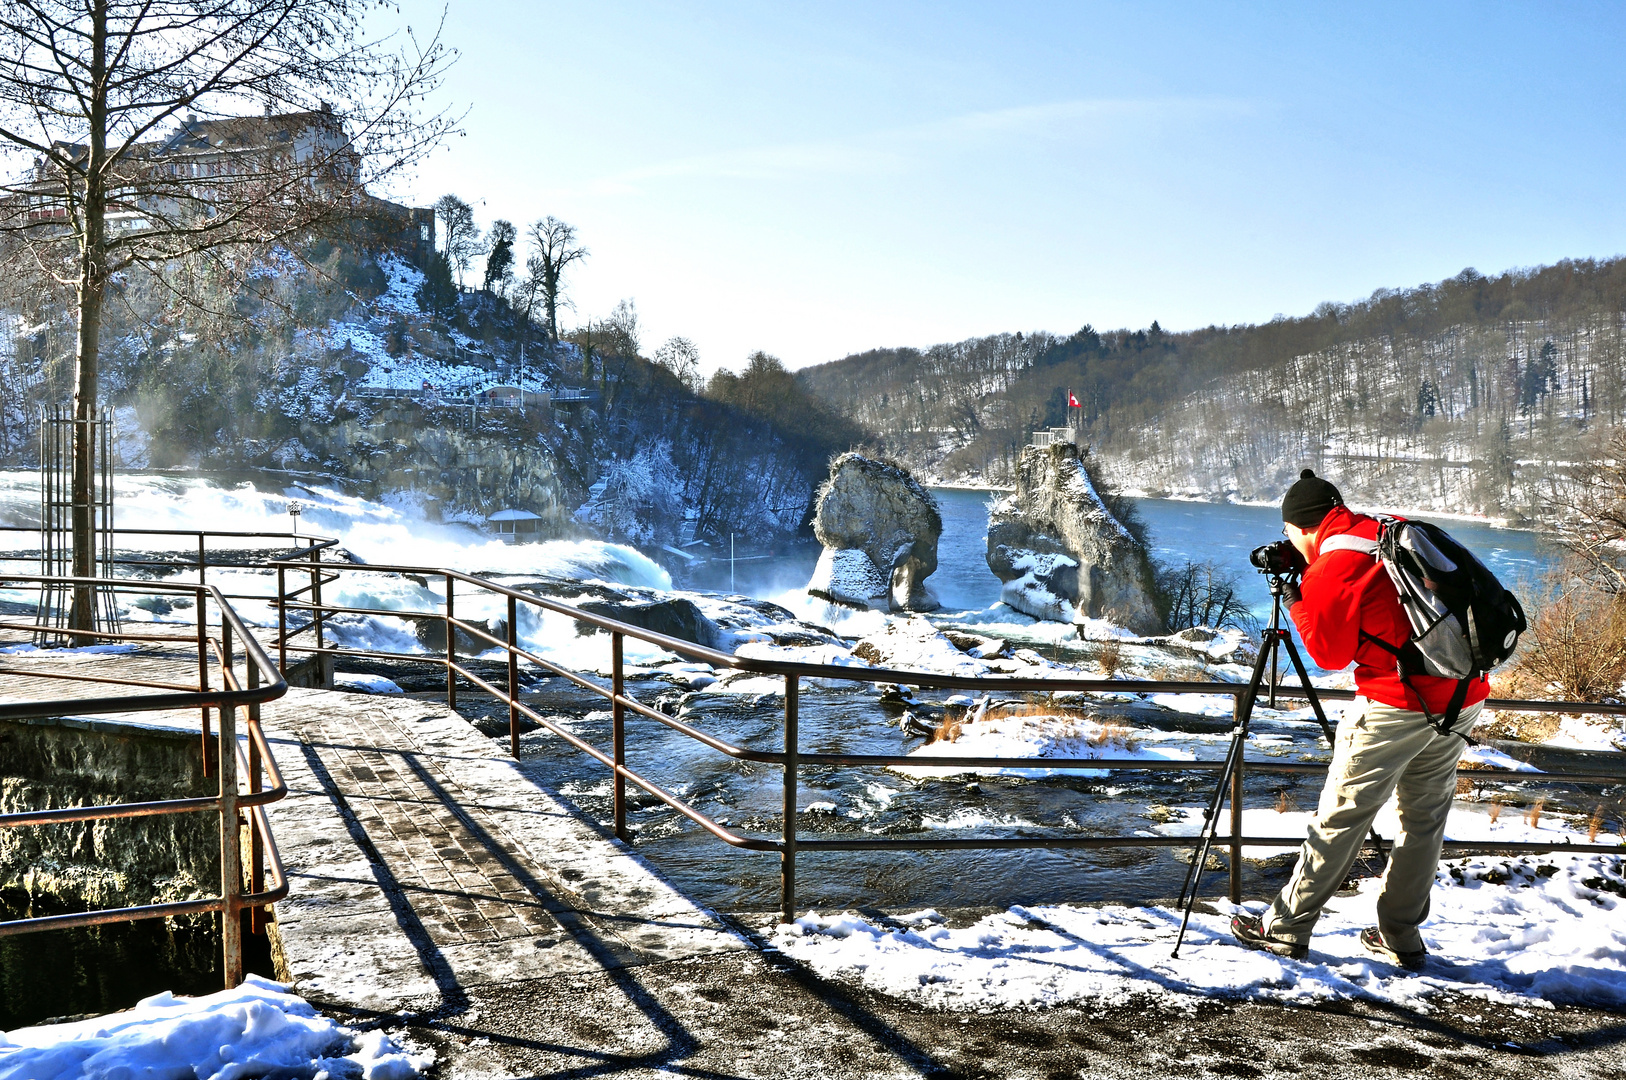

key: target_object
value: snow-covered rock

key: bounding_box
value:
[809,454,942,612]
[987,442,1162,633]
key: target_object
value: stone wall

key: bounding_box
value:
[0,716,218,914]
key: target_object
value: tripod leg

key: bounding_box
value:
[1172,630,1275,957]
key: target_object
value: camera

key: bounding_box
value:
[1250,539,1306,577]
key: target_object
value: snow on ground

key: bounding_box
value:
[373,252,425,315]
[0,975,431,1080]
[771,853,1626,1011]
[334,672,405,694]
[0,642,137,656]
[1548,713,1626,752]
[1153,799,1621,859]
[895,712,1198,779]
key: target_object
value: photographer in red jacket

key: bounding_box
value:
[1231,470,1488,969]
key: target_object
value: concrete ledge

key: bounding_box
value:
[260,687,747,1018]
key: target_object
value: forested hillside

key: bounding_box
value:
[797,259,1626,520]
[0,234,854,551]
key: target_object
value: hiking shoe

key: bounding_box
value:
[1360,927,1427,970]
[1230,913,1308,959]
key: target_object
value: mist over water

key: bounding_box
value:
[0,470,673,589]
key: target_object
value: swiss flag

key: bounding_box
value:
[1068,393,1081,408]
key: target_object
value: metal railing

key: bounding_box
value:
[1,524,340,655]
[272,561,1626,922]
[0,575,290,987]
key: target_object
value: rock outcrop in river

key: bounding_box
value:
[987,442,1163,634]
[808,454,942,611]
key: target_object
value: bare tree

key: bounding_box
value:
[0,0,455,630]
[1157,558,1258,634]
[434,192,479,286]
[526,215,586,343]
[653,335,701,392]
[1545,427,1626,593]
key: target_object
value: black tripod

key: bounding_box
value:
[1170,571,1383,958]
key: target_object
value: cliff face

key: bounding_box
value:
[289,401,592,534]
[986,443,1163,634]
[809,453,942,611]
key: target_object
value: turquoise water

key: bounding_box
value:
[921,487,1551,620]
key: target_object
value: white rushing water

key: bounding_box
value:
[0,470,680,669]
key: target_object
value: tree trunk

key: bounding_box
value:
[69,2,109,637]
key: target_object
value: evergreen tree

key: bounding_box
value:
[483,220,516,294]
[416,251,458,319]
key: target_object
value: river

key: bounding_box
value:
[0,470,1572,917]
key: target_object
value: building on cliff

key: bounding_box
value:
[8,106,435,266]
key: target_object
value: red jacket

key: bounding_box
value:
[1289,506,1490,714]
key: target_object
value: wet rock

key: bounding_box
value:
[574,597,725,650]
[941,629,1010,659]
[987,442,1163,634]
[808,453,942,612]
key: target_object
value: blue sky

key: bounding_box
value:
[390,1,1626,373]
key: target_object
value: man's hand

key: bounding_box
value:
[1281,578,1302,611]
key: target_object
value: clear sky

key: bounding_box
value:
[387,1,1626,374]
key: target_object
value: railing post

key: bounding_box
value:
[612,632,627,841]
[222,617,233,686]
[507,594,520,759]
[1230,694,1244,904]
[247,659,264,934]
[781,673,799,923]
[219,700,243,988]
[197,533,207,592]
[197,588,211,778]
[275,565,287,675]
[445,574,457,710]
[308,547,324,658]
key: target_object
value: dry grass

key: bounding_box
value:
[1488,799,1503,824]
[1144,661,1206,682]
[1505,570,1626,704]
[1273,790,1298,814]
[1526,798,1545,829]
[1088,721,1141,753]
[1589,805,1605,843]
[1097,640,1122,679]
[1472,705,1563,743]
[945,699,1143,752]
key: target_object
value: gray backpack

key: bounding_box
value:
[1321,517,1526,734]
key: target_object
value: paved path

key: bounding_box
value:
[261,687,749,1015]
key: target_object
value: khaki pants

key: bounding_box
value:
[1261,696,1481,953]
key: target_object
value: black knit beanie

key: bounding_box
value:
[1281,468,1343,528]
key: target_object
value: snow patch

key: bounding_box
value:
[333,672,405,695]
[0,974,432,1080]
[771,853,1626,1010]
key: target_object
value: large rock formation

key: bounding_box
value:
[808,454,942,612]
[987,442,1163,634]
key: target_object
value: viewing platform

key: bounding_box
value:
[5,560,1626,1078]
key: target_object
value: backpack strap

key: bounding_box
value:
[1357,630,1476,742]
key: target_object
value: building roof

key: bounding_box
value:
[487,508,542,522]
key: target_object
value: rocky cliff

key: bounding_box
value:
[987,442,1163,634]
[286,400,592,533]
[808,454,942,612]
